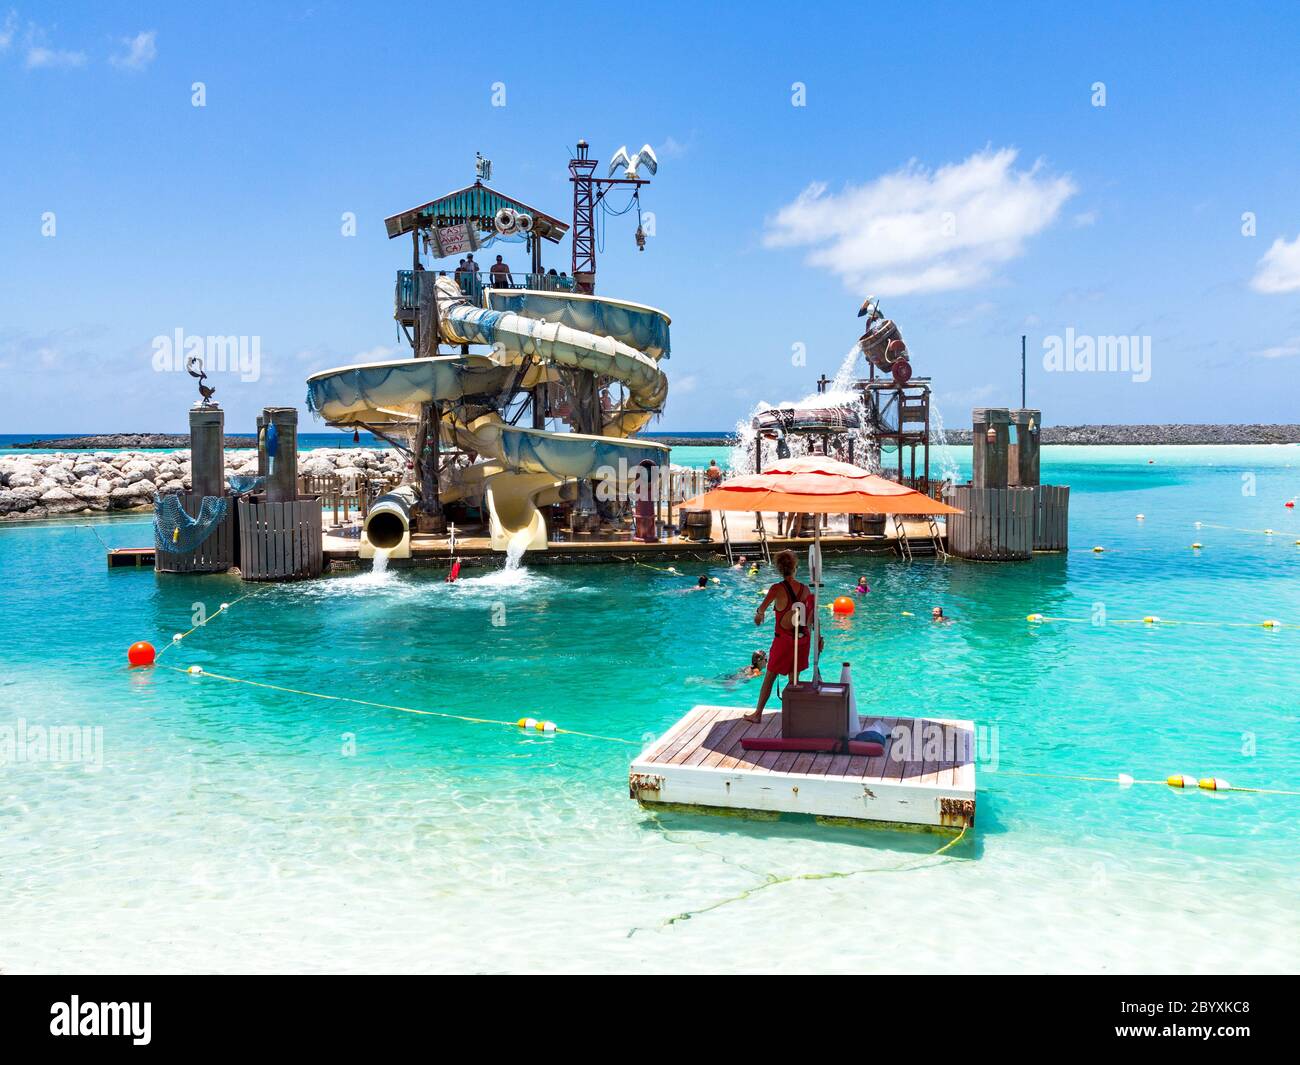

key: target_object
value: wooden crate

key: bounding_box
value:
[237,498,323,581]
[155,493,234,574]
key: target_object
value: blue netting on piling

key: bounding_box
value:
[154,494,228,554]
[227,475,266,495]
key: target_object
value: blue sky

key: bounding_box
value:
[3,1,1300,433]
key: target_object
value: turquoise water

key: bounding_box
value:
[2,445,1299,973]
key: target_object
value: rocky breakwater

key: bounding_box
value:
[0,448,408,521]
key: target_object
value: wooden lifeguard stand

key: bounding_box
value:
[946,407,1069,560]
[236,407,323,581]
[154,404,235,574]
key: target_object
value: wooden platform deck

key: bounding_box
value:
[322,514,945,568]
[630,705,976,831]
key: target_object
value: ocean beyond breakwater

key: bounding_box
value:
[11,424,1300,452]
[0,449,408,520]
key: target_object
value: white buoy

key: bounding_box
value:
[1118,773,1134,788]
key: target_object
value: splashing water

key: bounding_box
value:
[505,532,528,572]
[455,530,532,590]
[928,403,961,487]
[371,547,391,574]
[728,345,877,476]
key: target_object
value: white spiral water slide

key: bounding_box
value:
[306,276,671,552]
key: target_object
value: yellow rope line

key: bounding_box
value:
[166,664,640,745]
[155,595,254,659]
[1022,614,1293,629]
[1194,521,1297,536]
[653,822,970,928]
[995,769,1300,798]
[631,558,683,575]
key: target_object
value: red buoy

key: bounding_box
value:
[832,596,856,616]
[128,641,156,667]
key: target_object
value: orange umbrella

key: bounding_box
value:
[683,455,961,516]
[682,456,960,685]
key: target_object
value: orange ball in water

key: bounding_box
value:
[127,641,156,667]
[832,596,856,616]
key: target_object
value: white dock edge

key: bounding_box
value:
[629,705,976,831]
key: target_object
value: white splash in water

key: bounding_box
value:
[371,547,391,574]
[504,532,528,572]
[455,530,532,590]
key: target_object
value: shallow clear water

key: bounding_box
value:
[2,445,1299,973]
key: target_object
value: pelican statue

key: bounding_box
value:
[186,355,216,406]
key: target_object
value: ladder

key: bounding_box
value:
[893,515,948,561]
[720,511,772,566]
[893,515,913,561]
[927,516,948,561]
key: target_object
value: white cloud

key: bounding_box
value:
[1254,338,1300,359]
[1250,233,1300,294]
[764,147,1077,296]
[22,18,86,69]
[0,10,18,51]
[657,135,691,160]
[1072,210,1099,228]
[109,29,156,71]
[26,43,86,68]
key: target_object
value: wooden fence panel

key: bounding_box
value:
[155,492,235,574]
[238,499,322,581]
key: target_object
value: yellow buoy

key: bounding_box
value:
[1264,528,1276,535]
[538,720,557,733]
[187,665,204,675]
[1191,542,1202,550]
[1026,613,1044,622]
[1262,619,1281,629]
[1199,777,1230,791]
[1166,773,1197,788]
[1142,615,1161,624]
[518,717,538,730]
[1092,546,1105,553]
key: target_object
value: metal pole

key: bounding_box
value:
[1021,334,1027,408]
[811,523,822,683]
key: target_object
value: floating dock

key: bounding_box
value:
[630,705,976,831]
[322,515,946,568]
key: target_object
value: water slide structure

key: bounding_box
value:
[306,276,671,557]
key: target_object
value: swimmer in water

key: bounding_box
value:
[724,650,769,684]
[855,575,870,594]
[732,554,748,570]
[931,606,952,624]
[693,575,709,590]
